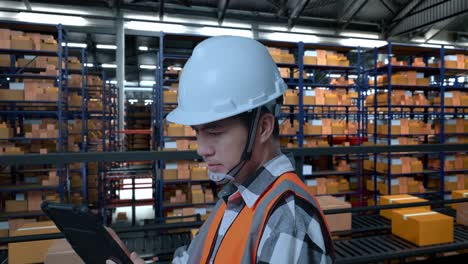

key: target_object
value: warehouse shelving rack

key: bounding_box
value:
[0,23,71,219]
[365,42,468,203]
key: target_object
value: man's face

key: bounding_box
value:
[193,117,248,174]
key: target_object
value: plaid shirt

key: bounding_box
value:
[173,153,335,264]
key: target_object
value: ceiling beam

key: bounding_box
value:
[388,0,468,37]
[159,0,164,20]
[385,0,424,37]
[379,0,395,15]
[423,14,465,42]
[23,0,31,10]
[217,0,230,24]
[287,0,310,29]
[337,0,368,32]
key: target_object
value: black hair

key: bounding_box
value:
[235,106,280,139]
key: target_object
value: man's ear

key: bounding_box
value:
[258,113,275,143]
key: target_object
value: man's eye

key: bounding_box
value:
[208,131,222,136]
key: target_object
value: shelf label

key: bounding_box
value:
[195,208,207,215]
[310,120,322,126]
[165,141,177,149]
[306,179,317,186]
[445,176,457,182]
[391,158,402,165]
[304,90,315,96]
[165,163,177,169]
[403,212,437,220]
[391,120,400,126]
[445,92,453,98]
[302,165,313,175]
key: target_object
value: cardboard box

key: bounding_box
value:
[451,189,468,209]
[0,126,13,138]
[283,91,298,105]
[0,89,24,101]
[315,196,351,232]
[380,194,429,219]
[27,191,42,211]
[191,167,208,180]
[163,90,178,103]
[12,39,33,50]
[45,239,85,264]
[167,124,185,137]
[5,200,28,213]
[303,56,317,65]
[9,221,60,263]
[391,208,453,246]
[457,202,468,226]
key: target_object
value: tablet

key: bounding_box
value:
[41,201,133,264]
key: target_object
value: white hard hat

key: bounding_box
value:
[166,35,287,126]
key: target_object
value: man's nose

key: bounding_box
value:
[197,137,214,157]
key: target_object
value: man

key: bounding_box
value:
[108,35,335,264]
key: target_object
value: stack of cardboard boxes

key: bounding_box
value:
[369,71,430,86]
[285,88,356,107]
[24,80,59,101]
[0,122,13,138]
[166,123,197,137]
[315,196,352,232]
[304,119,358,136]
[375,119,432,135]
[306,177,350,195]
[267,47,295,64]
[442,54,468,69]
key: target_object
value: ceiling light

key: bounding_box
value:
[340,32,379,39]
[197,26,253,38]
[102,64,117,68]
[339,38,386,48]
[138,46,149,51]
[84,63,94,67]
[125,87,153,91]
[16,12,88,26]
[348,75,358,79]
[328,74,342,78]
[167,66,182,71]
[126,21,187,33]
[61,42,87,48]
[97,44,117,50]
[140,64,157,70]
[140,80,156,86]
[263,32,319,43]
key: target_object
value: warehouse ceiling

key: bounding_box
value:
[1,0,468,97]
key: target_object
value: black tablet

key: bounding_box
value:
[41,201,133,264]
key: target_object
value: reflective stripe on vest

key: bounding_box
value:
[191,172,333,264]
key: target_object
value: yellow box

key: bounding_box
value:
[163,90,178,103]
[303,56,317,65]
[391,208,453,246]
[9,221,60,264]
[5,200,28,213]
[167,124,185,136]
[380,194,429,219]
[191,167,208,180]
[303,95,315,105]
[284,92,298,105]
[451,189,468,209]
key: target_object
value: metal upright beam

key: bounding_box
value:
[159,0,164,20]
[217,0,230,24]
[287,0,310,29]
[388,0,468,37]
[116,8,125,147]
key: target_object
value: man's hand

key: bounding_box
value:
[104,227,145,264]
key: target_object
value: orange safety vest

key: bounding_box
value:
[191,172,333,264]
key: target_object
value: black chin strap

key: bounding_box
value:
[225,107,262,180]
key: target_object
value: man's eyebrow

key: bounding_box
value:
[194,123,223,131]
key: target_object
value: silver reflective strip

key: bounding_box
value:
[186,200,225,264]
[241,176,323,263]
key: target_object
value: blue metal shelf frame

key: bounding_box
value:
[0,23,70,216]
[365,42,468,201]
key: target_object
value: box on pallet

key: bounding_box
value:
[9,221,60,264]
[315,196,351,232]
[379,194,430,219]
[391,208,453,246]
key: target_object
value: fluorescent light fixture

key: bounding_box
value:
[96,44,117,50]
[167,66,182,71]
[428,40,451,45]
[140,80,156,86]
[6,77,10,81]
[339,38,386,48]
[102,64,117,68]
[144,99,153,105]
[340,32,379,39]
[348,75,358,79]
[221,21,251,29]
[291,26,320,34]
[128,99,139,104]
[84,63,94,67]
[140,64,157,70]
[444,45,455,49]
[197,26,253,38]
[261,25,289,31]
[328,74,342,78]
[124,81,139,86]
[108,80,118,84]
[412,38,425,43]
[61,42,87,48]
[138,46,149,51]
[418,43,441,48]
[16,12,88,26]
[457,77,465,83]
[164,15,218,26]
[126,21,187,33]
[264,32,319,43]
[125,87,153,91]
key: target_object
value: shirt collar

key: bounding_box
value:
[218,152,296,208]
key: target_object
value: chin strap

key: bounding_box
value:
[209,107,262,184]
